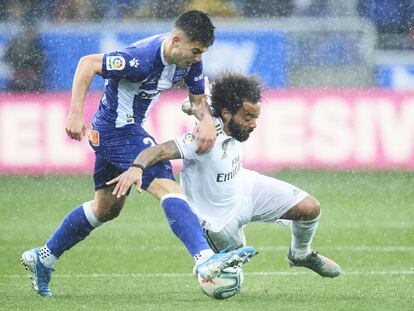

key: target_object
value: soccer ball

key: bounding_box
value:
[198,266,244,300]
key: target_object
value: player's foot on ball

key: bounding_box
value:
[195,246,257,281]
[21,248,53,297]
[287,247,341,278]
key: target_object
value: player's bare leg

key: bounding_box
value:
[91,187,127,222]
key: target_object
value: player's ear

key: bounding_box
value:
[221,108,231,122]
[171,34,181,48]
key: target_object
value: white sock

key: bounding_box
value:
[38,245,57,268]
[83,201,103,228]
[194,249,215,265]
[290,216,320,259]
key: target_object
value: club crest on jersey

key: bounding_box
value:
[182,133,194,144]
[221,138,232,159]
[88,129,100,147]
[106,56,125,70]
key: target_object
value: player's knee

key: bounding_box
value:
[305,196,320,220]
[296,196,320,221]
[94,201,124,222]
[311,200,320,219]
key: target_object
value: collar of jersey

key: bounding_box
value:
[215,117,227,137]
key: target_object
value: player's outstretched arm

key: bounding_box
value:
[188,92,216,153]
[66,54,104,141]
[106,140,182,197]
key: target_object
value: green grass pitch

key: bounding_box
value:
[1,170,413,310]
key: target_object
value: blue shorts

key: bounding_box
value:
[89,124,175,192]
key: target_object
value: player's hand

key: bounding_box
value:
[193,115,216,153]
[183,77,213,117]
[181,97,193,115]
[106,167,143,198]
[66,112,86,141]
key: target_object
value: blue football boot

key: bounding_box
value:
[195,246,257,281]
[21,248,53,296]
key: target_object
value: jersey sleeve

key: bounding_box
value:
[184,61,204,95]
[101,48,149,81]
[174,132,200,161]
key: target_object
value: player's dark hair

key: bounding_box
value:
[211,73,263,117]
[174,10,215,47]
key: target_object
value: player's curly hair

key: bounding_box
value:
[175,10,215,47]
[211,73,263,117]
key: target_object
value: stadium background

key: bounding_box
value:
[0,1,413,310]
[1,0,414,173]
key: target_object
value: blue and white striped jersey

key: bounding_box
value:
[92,34,205,129]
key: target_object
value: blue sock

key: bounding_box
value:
[46,203,100,258]
[161,194,210,257]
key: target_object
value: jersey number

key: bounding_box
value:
[143,137,156,146]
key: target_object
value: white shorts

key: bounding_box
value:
[203,169,308,252]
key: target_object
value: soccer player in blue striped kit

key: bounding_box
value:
[21,10,256,297]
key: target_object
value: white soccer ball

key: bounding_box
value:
[198,266,244,300]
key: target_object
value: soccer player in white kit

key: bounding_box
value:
[109,73,342,278]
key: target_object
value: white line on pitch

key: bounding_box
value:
[257,246,414,252]
[3,270,414,279]
[6,245,413,252]
[88,245,414,252]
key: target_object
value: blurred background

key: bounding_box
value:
[1,4,413,309]
[0,0,413,174]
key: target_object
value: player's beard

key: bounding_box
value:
[228,118,252,142]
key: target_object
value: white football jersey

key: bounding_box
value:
[174,118,247,232]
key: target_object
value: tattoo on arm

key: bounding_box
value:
[161,140,182,160]
[192,110,205,121]
[134,140,182,167]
